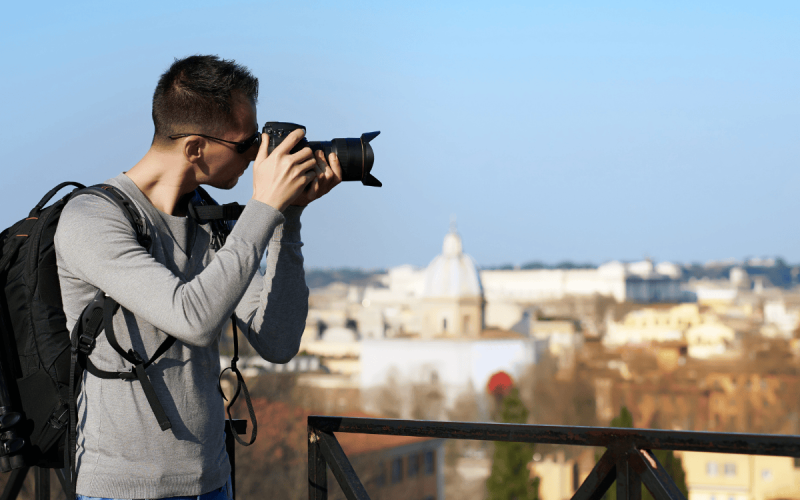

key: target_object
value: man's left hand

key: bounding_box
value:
[290,151,342,207]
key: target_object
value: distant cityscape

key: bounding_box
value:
[241,227,800,500]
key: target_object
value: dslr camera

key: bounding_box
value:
[262,122,381,187]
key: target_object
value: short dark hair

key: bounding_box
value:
[151,55,259,145]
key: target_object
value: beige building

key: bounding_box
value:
[681,451,800,500]
[528,449,595,500]
[529,452,578,500]
[603,303,737,359]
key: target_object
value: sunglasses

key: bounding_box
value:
[168,131,262,154]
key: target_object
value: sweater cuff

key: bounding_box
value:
[227,200,285,251]
[275,206,305,243]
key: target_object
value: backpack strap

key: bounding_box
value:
[31,182,86,216]
[78,185,152,250]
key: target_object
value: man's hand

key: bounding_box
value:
[290,150,343,207]
[252,129,317,212]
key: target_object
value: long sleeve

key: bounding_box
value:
[234,205,309,363]
[55,192,284,347]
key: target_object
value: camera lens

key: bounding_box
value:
[262,122,381,187]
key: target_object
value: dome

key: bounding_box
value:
[422,228,483,298]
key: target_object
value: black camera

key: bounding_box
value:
[262,122,382,187]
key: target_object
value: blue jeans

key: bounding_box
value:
[76,477,232,500]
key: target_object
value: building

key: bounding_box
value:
[329,424,445,500]
[681,451,800,500]
[359,336,538,418]
[481,259,685,330]
[603,303,737,359]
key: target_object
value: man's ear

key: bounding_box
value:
[184,136,205,164]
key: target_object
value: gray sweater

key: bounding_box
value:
[54,173,308,499]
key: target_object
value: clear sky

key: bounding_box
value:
[2,1,798,269]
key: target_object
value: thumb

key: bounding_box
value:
[255,133,269,163]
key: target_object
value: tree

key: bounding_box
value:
[486,388,539,500]
[603,406,688,500]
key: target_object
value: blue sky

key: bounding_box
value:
[2,1,798,269]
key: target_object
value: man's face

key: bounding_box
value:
[202,96,259,190]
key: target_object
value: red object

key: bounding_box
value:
[487,371,514,396]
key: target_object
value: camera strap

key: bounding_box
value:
[218,315,257,447]
[191,203,245,221]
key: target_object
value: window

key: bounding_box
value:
[761,468,773,481]
[408,453,420,477]
[424,450,436,475]
[707,461,719,477]
[442,318,447,331]
[391,457,403,484]
[724,463,736,477]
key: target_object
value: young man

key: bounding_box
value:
[54,55,340,500]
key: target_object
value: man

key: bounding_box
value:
[54,55,339,500]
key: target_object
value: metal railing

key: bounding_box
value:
[307,416,800,500]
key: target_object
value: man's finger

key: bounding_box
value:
[255,133,269,163]
[302,169,317,190]
[329,152,343,182]
[314,151,327,176]
[273,128,306,156]
[298,156,318,174]
[311,177,322,200]
[289,145,315,163]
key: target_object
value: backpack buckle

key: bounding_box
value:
[77,331,96,355]
[47,406,69,430]
[128,349,144,365]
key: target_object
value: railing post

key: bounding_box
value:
[309,426,328,500]
[616,450,642,500]
[315,431,371,500]
[225,419,247,500]
[572,449,617,500]
[630,449,686,500]
[34,467,49,500]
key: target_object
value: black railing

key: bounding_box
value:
[307,416,800,500]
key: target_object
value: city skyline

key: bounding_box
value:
[2,1,798,269]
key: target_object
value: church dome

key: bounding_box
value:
[422,227,483,298]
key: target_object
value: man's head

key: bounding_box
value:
[152,55,259,147]
[152,55,261,189]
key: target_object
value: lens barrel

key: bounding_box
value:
[262,122,381,187]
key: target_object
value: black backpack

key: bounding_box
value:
[0,182,158,473]
[0,182,254,477]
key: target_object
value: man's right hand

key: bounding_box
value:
[252,128,318,212]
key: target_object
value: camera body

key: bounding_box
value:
[262,122,382,187]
